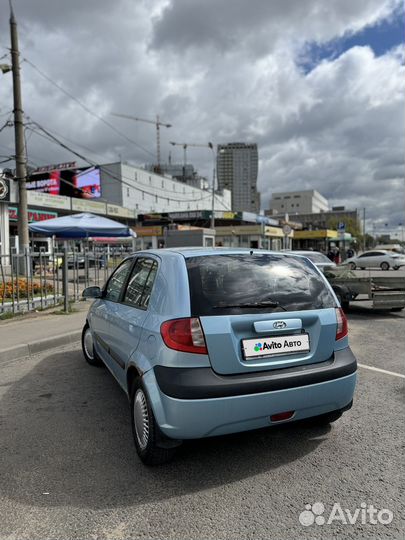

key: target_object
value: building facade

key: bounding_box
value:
[291,208,360,231]
[268,190,329,216]
[100,162,231,214]
[216,143,260,213]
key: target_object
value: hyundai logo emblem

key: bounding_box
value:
[273,321,287,329]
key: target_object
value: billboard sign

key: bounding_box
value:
[27,166,101,199]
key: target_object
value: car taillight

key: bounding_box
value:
[160,317,208,354]
[335,307,348,340]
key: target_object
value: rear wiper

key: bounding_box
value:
[213,300,287,310]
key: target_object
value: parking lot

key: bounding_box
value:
[0,302,404,539]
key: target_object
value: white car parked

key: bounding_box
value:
[342,250,405,271]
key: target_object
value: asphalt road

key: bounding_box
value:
[0,307,404,539]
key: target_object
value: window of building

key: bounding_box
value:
[126,187,130,197]
[155,194,158,203]
[142,191,145,200]
[161,180,164,188]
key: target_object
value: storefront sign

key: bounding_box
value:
[107,203,135,218]
[216,225,263,235]
[8,206,58,222]
[133,226,163,237]
[27,190,71,210]
[294,229,337,239]
[71,198,106,214]
[265,226,291,238]
[0,177,11,203]
[222,211,238,219]
[32,162,77,173]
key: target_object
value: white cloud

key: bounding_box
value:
[0,0,403,235]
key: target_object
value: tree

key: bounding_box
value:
[326,216,362,238]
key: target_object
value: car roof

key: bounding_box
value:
[285,250,325,255]
[130,247,297,259]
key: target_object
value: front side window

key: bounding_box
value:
[124,258,158,309]
[186,254,336,316]
[104,259,133,302]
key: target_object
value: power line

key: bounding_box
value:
[26,122,215,204]
[22,56,156,160]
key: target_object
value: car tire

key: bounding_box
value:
[380,262,390,271]
[349,262,356,270]
[82,323,103,367]
[393,266,399,271]
[360,267,365,270]
[131,381,178,466]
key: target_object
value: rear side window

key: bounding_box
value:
[104,259,133,302]
[123,258,158,309]
[186,254,336,316]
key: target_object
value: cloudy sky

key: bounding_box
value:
[0,0,404,237]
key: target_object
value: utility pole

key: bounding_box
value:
[208,143,216,230]
[362,207,366,251]
[10,1,29,254]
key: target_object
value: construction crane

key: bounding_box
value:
[111,113,172,174]
[170,141,216,229]
[169,141,213,183]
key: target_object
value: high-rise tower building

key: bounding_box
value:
[217,143,260,212]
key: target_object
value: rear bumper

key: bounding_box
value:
[154,347,357,399]
[144,347,357,439]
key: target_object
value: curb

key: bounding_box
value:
[0,330,82,363]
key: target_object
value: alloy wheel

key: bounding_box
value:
[134,389,150,450]
[83,327,94,360]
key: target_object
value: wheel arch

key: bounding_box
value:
[126,364,142,398]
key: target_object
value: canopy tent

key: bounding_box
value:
[29,212,135,238]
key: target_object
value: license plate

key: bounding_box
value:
[242,333,310,359]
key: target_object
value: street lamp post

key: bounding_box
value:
[208,142,215,230]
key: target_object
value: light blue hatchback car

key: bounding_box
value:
[82,248,357,464]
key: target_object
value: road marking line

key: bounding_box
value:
[358,363,405,379]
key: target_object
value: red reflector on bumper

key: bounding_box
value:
[270,411,295,422]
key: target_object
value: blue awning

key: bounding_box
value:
[29,212,135,238]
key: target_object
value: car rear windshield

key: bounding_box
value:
[186,254,336,316]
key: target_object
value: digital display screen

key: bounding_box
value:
[27,167,101,199]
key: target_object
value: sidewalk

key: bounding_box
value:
[0,302,89,362]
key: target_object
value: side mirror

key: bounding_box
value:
[82,286,102,299]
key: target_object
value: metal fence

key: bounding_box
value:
[0,246,132,315]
